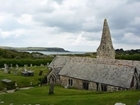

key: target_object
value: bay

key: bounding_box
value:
[27,51,86,55]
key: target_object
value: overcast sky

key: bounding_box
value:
[0,0,140,52]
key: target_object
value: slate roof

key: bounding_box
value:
[58,56,140,88]
[48,56,140,88]
[48,56,71,76]
[48,56,70,69]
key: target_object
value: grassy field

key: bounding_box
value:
[0,85,140,105]
[0,66,49,90]
[0,66,140,105]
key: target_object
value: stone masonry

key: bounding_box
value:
[97,19,115,59]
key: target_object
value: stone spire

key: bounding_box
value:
[97,19,115,59]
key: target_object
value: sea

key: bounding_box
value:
[27,51,87,55]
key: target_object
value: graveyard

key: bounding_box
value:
[0,64,49,90]
[0,64,139,105]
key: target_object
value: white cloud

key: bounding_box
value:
[0,0,140,51]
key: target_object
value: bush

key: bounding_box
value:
[0,58,53,68]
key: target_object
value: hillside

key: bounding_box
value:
[0,46,68,52]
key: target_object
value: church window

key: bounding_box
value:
[83,81,89,90]
[68,78,73,86]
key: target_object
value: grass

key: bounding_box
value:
[0,85,140,105]
[0,66,140,105]
[0,66,49,90]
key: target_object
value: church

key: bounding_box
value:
[47,19,140,91]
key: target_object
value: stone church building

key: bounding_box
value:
[47,19,140,91]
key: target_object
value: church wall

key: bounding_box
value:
[47,69,60,84]
[60,76,83,89]
[88,82,97,91]
[60,76,127,91]
[107,86,127,92]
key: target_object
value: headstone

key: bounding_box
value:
[10,64,13,69]
[4,88,7,92]
[40,64,44,67]
[4,64,8,73]
[15,82,17,87]
[0,100,4,103]
[24,64,27,67]
[30,64,32,67]
[39,70,43,76]
[30,82,33,86]
[24,68,27,72]
[49,76,55,94]
[16,64,19,69]
[114,102,126,105]
[137,100,140,105]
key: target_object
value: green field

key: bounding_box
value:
[0,66,140,105]
[0,86,140,105]
[0,66,49,90]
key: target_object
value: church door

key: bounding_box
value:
[83,81,89,90]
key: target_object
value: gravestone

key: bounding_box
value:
[137,100,140,105]
[30,64,32,67]
[30,82,33,86]
[39,70,43,76]
[4,64,8,73]
[10,64,13,69]
[114,102,126,105]
[15,82,18,89]
[40,64,44,67]
[16,64,19,70]
[49,76,55,94]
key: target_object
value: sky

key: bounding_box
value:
[0,0,140,52]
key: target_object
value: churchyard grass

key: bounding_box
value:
[0,85,140,105]
[0,66,49,90]
[0,66,140,105]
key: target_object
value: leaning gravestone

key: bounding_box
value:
[16,64,19,70]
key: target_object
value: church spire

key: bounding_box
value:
[97,19,115,59]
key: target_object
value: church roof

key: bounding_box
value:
[48,56,70,69]
[56,56,140,88]
[48,56,71,76]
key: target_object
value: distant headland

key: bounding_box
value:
[0,46,69,52]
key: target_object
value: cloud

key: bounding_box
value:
[0,0,139,51]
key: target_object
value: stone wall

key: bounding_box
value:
[89,82,97,90]
[60,76,129,91]
[60,76,83,89]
